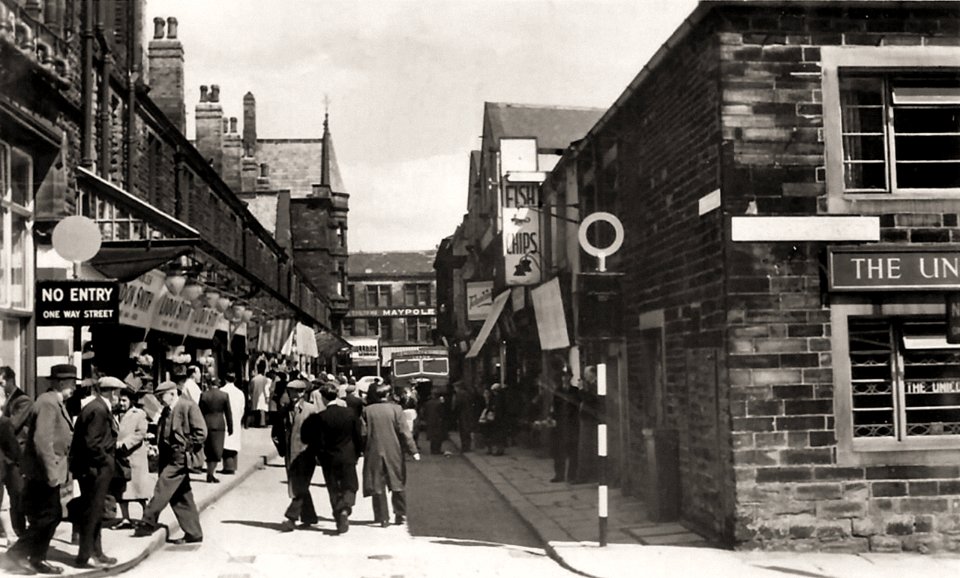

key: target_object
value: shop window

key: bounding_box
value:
[404,283,431,307]
[366,285,391,308]
[834,300,960,465]
[0,142,33,310]
[823,46,960,213]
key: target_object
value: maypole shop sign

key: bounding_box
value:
[829,247,960,291]
[36,280,119,326]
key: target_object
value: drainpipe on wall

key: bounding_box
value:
[96,0,112,180]
[80,0,94,168]
[125,0,138,193]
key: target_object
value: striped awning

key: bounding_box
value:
[257,318,296,354]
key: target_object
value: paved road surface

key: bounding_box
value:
[122,452,573,578]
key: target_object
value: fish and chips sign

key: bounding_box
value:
[36,280,119,326]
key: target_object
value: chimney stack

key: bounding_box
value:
[256,163,271,191]
[222,116,242,191]
[146,15,186,134]
[196,83,224,175]
[242,92,257,157]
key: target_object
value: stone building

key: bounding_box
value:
[537,0,960,553]
[343,251,438,376]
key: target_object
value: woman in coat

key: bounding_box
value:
[115,385,150,527]
[198,379,233,484]
[361,383,420,527]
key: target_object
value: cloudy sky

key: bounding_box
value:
[146,0,699,252]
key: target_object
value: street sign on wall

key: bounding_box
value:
[36,280,119,326]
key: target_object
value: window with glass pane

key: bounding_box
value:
[365,285,390,308]
[840,72,960,193]
[848,317,960,441]
[342,319,354,337]
[377,318,392,341]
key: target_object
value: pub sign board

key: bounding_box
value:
[829,247,960,291]
[36,280,120,326]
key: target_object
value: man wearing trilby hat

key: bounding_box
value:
[134,379,206,543]
[70,376,125,569]
[272,379,319,532]
[7,364,78,575]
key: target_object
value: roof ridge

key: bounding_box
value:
[484,101,607,112]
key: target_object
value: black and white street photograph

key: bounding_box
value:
[3,0,960,576]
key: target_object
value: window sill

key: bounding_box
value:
[828,194,960,214]
[838,446,960,467]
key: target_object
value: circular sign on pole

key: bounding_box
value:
[52,215,102,263]
[578,212,624,272]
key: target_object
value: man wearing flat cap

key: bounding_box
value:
[272,379,319,532]
[7,364,78,575]
[134,380,206,543]
[69,376,124,569]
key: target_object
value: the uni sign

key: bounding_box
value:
[829,247,960,291]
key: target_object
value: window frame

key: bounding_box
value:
[403,283,432,307]
[0,141,34,314]
[832,297,960,466]
[823,46,960,214]
[365,284,391,308]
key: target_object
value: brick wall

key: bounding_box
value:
[717,5,960,553]
[603,20,729,537]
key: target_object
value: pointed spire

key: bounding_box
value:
[321,95,331,187]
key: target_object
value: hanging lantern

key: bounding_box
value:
[164,273,187,296]
[204,290,220,308]
[242,310,254,323]
[216,296,232,312]
[181,281,204,302]
[233,304,246,317]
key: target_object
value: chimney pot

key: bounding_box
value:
[167,17,178,39]
[153,17,165,39]
[199,85,208,102]
[260,163,270,178]
[230,117,238,133]
[223,117,229,132]
[210,84,220,103]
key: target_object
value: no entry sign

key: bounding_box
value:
[36,280,120,326]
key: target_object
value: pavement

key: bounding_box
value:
[0,427,278,577]
[453,434,960,578]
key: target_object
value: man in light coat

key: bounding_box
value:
[273,380,319,531]
[7,364,77,575]
[134,380,207,543]
[220,372,245,474]
[362,382,420,527]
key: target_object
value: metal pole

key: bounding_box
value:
[598,362,608,547]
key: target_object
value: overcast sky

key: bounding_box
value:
[145,0,699,252]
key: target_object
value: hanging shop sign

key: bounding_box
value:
[117,270,223,338]
[345,307,436,318]
[36,280,119,326]
[531,278,569,350]
[829,247,960,291]
[466,281,494,321]
[118,270,164,329]
[501,179,542,286]
[188,307,221,340]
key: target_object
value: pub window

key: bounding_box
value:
[848,316,960,445]
[839,71,960,193]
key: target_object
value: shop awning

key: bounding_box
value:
[465,289,512,359]
[532,277,570,350]
[89,239,199,282]
[257,318,296,354]
[316,329,350,357]
[281,323,320,358]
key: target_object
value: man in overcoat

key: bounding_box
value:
[1,366,31,536]
[134,380,207,543]
[302,382,363,534]
[70,376,125,569]
[361,382,420,527]
[273,379,319,532]
[7,364,77,575]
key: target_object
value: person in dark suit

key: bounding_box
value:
[198,379,233,483]
[7,364,77,575]
[551,369,580,483]
[134,380,207,543]
[273,379,318,532]
[2,365,32,536]
[421,393,447,455]
[302,382,363,534]
[70,376,125,569]
[343,383,364,419]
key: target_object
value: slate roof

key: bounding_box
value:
[348,251,438,278]
[484,102,605,152]
[255,138,346,199]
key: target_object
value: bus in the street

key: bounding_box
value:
[390,346,450,399]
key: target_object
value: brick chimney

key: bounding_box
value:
[222,116,242,191]
[195,83,224,174]
[242,92,257,157]
[146,16,185,133]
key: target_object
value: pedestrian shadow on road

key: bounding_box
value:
[277,479,327,488]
